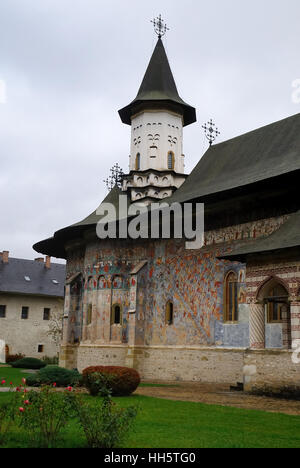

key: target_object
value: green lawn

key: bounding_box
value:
[0,367,33,386]
[1,391,300,448]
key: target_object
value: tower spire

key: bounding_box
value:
[119,18,197,205]
[119,35,196,127]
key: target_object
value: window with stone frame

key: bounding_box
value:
[224,272,239,322]
[0,305,6,318]
[21,306,29,320]
[43,308,51,321]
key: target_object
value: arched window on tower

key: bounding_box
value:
[224,272,238,322]
[135,153,141,170]
[168,152,175,170]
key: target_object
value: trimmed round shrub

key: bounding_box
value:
[26,366,81,387]
[82,366,140,397]
[11,357,47,370]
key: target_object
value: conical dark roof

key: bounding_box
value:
[119,38,196,127]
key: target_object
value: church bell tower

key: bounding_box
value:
[118,16,196,204]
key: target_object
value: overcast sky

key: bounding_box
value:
[0,0,299,263]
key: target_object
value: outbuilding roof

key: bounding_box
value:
[0,257,66,297]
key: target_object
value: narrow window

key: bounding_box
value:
[111,304,122,325]
[0,305,6,318]
[21,306,29,320]
[166,301,174,326]
[43,308,50,321]
[224,272,238,322]
[168,152,175,170]
[38,345,44,353]
[135,153,141,170]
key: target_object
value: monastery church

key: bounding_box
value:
[34,29,300,391]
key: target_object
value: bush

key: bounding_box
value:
[19,386,74,448]
[26,366,81,388]
[0,383,23,446]
[82,366,140,397]
[6,354,25,364]
[42,356,59,366]
[11,358,47,370]
[71,392,138,448]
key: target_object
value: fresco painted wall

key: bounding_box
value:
[63,214,291,351]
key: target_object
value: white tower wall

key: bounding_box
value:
[130,110,185,173]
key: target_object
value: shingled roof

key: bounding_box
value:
[219,210,300,262]
[0,257,66,297]
[169,113,300,203]
[119,37,196,126]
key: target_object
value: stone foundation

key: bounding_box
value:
[61,344,244,383]
[243,349,300,391]
[60,344,300,390]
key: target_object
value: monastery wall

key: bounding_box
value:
[59,213,300,389]
[64,214,289,350]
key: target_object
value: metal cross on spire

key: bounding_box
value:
[151,14,170,38]
[103,163,124,191]
[202,119,221,146]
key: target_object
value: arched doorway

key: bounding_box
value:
[257,278,291,349]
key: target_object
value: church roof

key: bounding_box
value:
[118,38,196,126]
[169,113,300,203]
[33,114,300,259]
[219,210,300,262]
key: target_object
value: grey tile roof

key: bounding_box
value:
[169,113,300,203]
[0,258,66,297]
[218,210,300,262]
